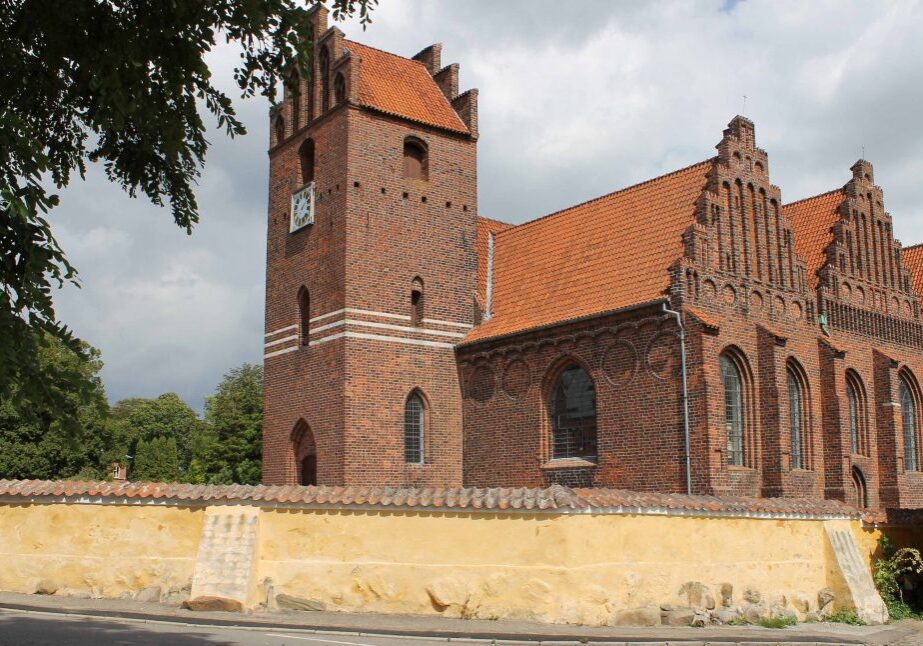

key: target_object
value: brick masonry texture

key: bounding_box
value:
[262,15,923,513]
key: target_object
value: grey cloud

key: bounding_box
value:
[47,0,923,411]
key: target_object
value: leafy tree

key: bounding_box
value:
[0,333,110,480]
[0,0,376,433]
[132,436,180,482]
[192,364,263,485]
[106,393,202,477]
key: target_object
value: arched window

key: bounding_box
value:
[319,46,330,112]
[550,363,597,460]
[289,70,301,130]
[410,277,424,327]
[273,115,285,145]
[900,371,920,471]
[786,359,810,470]
[846,370,867,455]
[721,350,749,467]
[298,287,310,346]
[403,137,428,181]
[292,420,317,486]
[334,73,346,106]
[852,466,868,509]
[298,139,315,186]
[404,392,425,463]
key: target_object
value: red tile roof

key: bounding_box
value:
[476,216,513,306]
[0,479,860,518]
[344,40,469,134]
[904,244,923,296]
[785,190,846,287]
[464,160,714,344]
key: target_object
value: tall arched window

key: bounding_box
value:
[403,137,428,181]
[721,351,747,467]
[334,73,346,106]
[846,370,867,455]
[404,392,425,463]
[289,70,301,130]
[273,115,285,145]
[550,363,597,459]
[900,371,920,471]
[319,46,330,112]
[852,466,868,509]
[786,359,810,470]
[298,286,310,346]
[410,277,424,327]
[298,139,315,185]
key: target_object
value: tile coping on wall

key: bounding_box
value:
[0,479,881,521]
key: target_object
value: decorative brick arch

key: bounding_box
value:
[291,419,317,486]
[719,345,758,469]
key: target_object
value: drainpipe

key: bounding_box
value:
[662,302,692,495]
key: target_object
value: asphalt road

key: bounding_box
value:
[0,609,464,646]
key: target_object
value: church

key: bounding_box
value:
[261,6,923,512]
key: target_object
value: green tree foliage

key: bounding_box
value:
[874,535,923,619]
[191,364,263,485]
[0,333,110,480]
[106,393,202,478]
[132,436,180,482]
[0,0,376,433]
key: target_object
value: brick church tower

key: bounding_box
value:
[261,6,478,486]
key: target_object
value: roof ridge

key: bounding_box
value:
[783,188,844,208]
[477,215,513,227]
[903,242,923,251]
[495,157,716,239]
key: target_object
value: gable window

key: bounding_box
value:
[299,139,315,186]
[846,370,867,455]
[334,73,346,106]
[289,70,301,130]
[273,115,285,145]
[403,137,428,181]
[298,287,310,346]
[721,350,750,467]
[900,371,920,471]
[319,46,330,112]
[404,392,425,463]
[410,277,424,326]
[787,360,810,470]
[550,363,597,460]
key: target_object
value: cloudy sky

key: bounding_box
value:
[49,0,923,412]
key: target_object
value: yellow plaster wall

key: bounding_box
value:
[257,509,863,623]
[0,501,890,624]
[0,503,203,599]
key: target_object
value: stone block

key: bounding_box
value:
[612,606,661,626]
[182,595,244,612]
[276,593,326,611]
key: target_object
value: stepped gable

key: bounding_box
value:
[0,479,859,518]
[904,243,923,296]
[786,189,847,288]
[343,40,469,134]
[463,160,714,344]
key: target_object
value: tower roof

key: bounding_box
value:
[344,40,469,134]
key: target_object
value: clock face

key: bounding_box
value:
[290,183,315,232]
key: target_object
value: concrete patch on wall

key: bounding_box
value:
[824,520,888,624]
[189,505,261,608]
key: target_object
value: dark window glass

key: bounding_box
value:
[550,365,597,459]
[901,378,918,471]
[788,368,803,469]
[334,73,346,105]
[299,139,315,185]
[722,354,745,466]
[404,394,424,463]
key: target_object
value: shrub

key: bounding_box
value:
[873,535,923,621]
[758,615,797,629]
[824,609,866,625]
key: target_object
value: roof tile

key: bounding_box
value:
[904,244,923,296]
[785,189,846,288]
[464,160,714,344]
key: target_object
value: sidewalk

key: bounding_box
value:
[1,591,920,645]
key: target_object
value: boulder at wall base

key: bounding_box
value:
[612,606,661,626]
[34,580,58,595]
[181,596,243,612]
[426,577,470,610]
[818,587,836,614]
[661,607,696,626]
[678,581,716,610]
[719,582,734,607]
[712,608,742,624]
[275,594,326,612]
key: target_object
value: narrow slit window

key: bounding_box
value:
[403,138,428,181]
[404,393,424,463]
